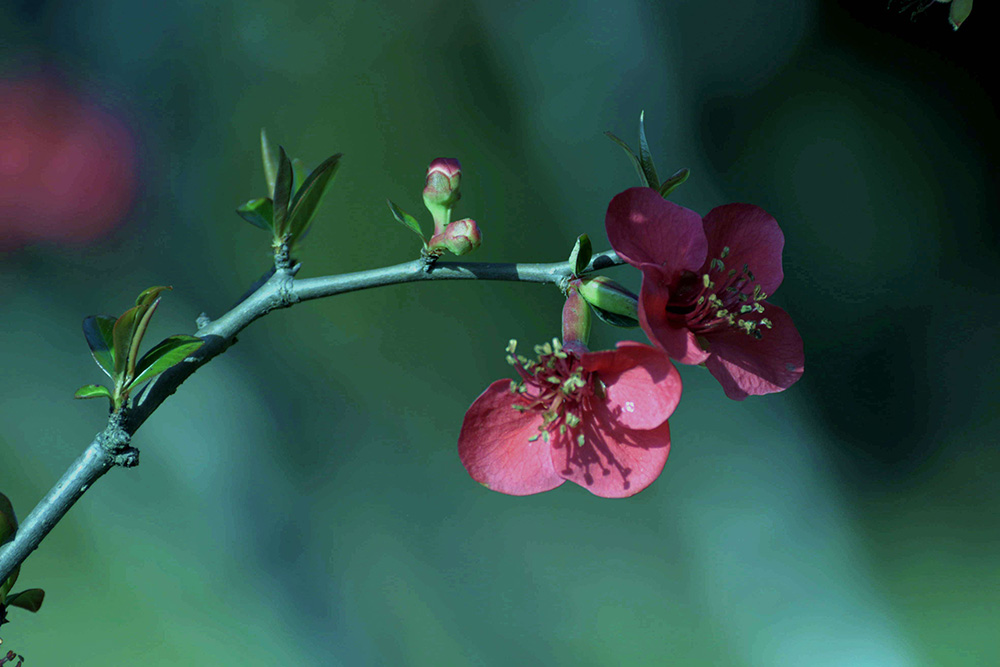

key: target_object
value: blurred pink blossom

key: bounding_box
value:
[0,75,137,248]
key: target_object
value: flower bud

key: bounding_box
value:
[561,283,592,352]
[426,218,481,256]
[422,158,462,235]
[578,276,639,320]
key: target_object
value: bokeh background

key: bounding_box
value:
[1,0,996,664]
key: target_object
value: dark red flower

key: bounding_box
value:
[606,187,804,400]
[458,339,681,498]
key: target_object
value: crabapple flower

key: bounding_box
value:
[458,339,681,498]
[605,187,804,400]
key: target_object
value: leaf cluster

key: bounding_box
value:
[237,129,342,255]
[605,111,689,198]
[75,287,204,412]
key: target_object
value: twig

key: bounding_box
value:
[0,250,623,583]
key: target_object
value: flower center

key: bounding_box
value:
[665,246,772,339]
[506,340,627,485]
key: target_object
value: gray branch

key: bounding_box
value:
[0,249,623,583]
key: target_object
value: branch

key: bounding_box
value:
[0,249,623,583]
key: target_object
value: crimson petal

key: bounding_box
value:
[703,303,804,400]
[702,203,785,296]
[606,187,706,279]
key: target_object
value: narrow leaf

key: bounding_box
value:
[272,147,294,237]
[568,234,593,276]
[261,128,279,195]
[236,198,274,231]
[286,154,342,245]
[658,167,690,199]
[387,200,425,240]
[82,315,117,379]
[128,335,204,390]
[0,492,16,546]
[590,304,640,329]
[604,131,649,187]
[291,158,308,197]
[6,589,44,612]
[126,297,163,382]
[113,286,171,381]
[74,384,113,401]
[637,110,659,189]
[112,306,139,379]
[135,285,171,310]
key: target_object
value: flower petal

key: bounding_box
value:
[553,414,671,498]
[703,203,785,295]
[637,265,710,365]
[703,303,804,400]
[606,187,707,277]
[458,380,565,495]
[583,342,682,430]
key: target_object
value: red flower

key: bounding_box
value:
[0,75,137,249]
[458,339,681,498]
[605,187,804,400]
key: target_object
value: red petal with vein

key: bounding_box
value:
[553,411,670,498]
[458,380,565,496]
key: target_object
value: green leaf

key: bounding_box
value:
[236,198,274,231]
[286,154,342,245]
[568,234,593,276]
[272,147,294,238]
[1,564,18,602]
[126,298,164,383]
[128,335,204,391]
[112,286,171,382]
[604,131,649,187]
[135,285,171,310]
[386,200,425,240]
[637,110,660,190]
[291,158,308,197]
[112,306,139,379]
[82,315,117,379]
[74,384,113,402]
[590,304,640,329]
[0,492,16,547]
[6,588,44,612]
[658,167,690,198]
[261,128,279,195]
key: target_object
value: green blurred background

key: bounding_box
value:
[1,0,996,664]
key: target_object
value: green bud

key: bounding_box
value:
[577,276,639,320]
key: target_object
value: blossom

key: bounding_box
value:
[458,339,681,498]
[0,74,137,249]
[605,187,804,400]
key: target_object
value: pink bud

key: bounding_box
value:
[561,282,592,351]
[427,218,481,256]
[422,158,462,235]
